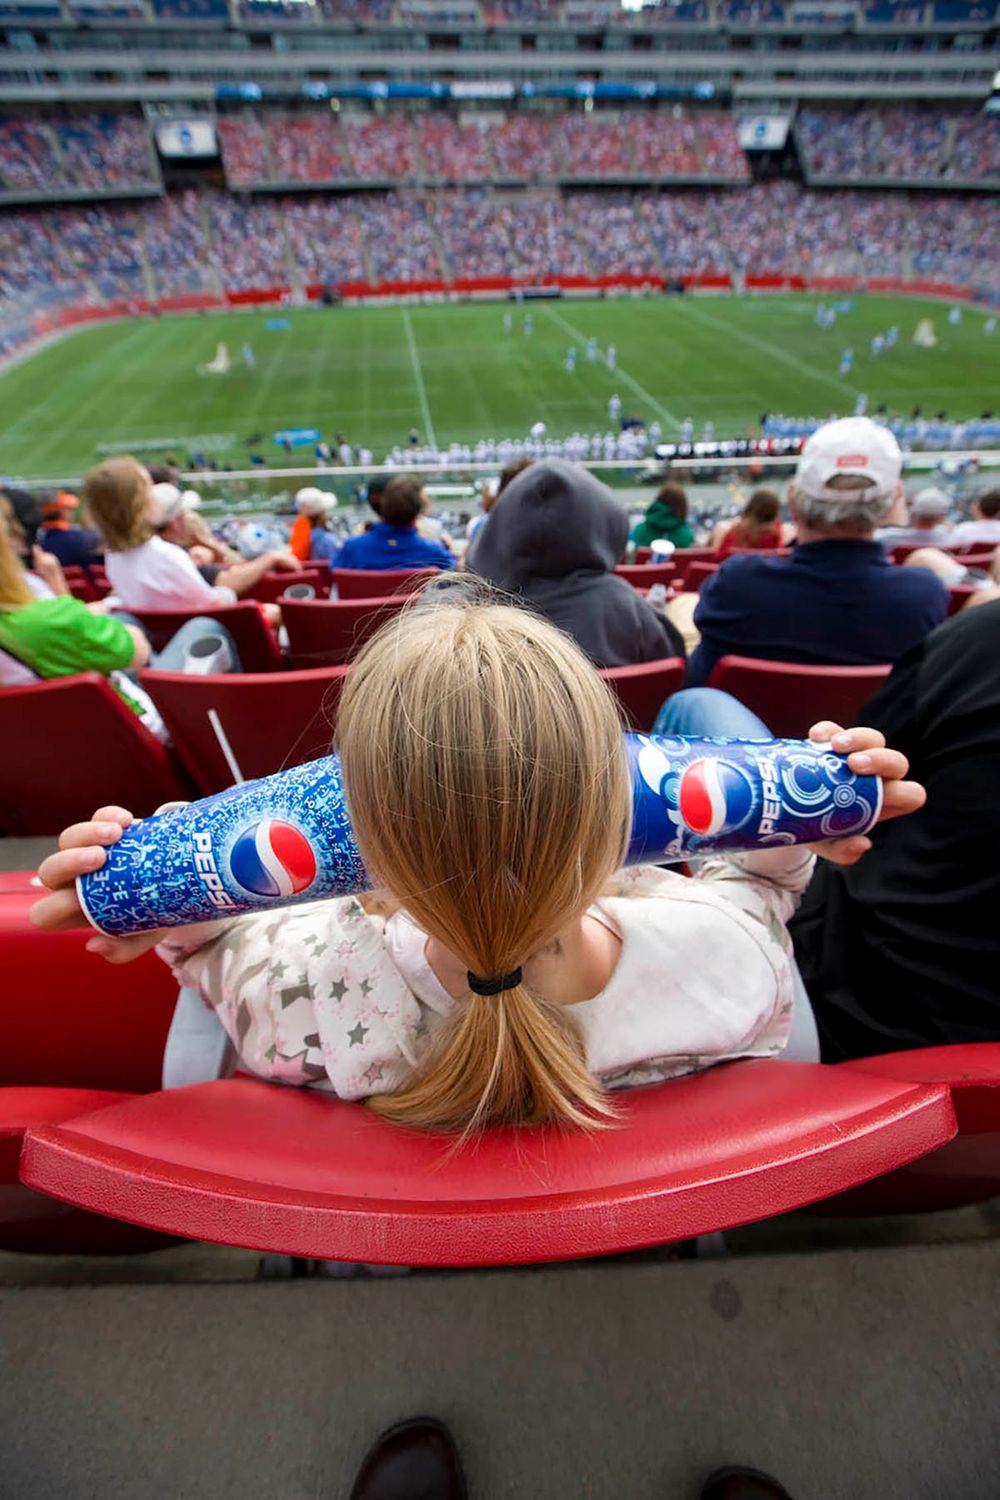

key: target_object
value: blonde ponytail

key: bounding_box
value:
[336,593,632,1135]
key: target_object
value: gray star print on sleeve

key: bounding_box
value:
[348,1021,369,1047]
[328,978,348,1003]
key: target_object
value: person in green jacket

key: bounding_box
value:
[632,481,695,552]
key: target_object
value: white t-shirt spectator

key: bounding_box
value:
[948,520,1000,546]
[104,536,235,612]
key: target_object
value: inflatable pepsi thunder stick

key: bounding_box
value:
[77,735,883,938]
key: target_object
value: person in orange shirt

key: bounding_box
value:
[290,487,340,564]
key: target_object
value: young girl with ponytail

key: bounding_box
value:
[34,593,920,1135]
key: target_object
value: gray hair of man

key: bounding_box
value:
[791,473,896,536]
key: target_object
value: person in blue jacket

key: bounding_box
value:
[684,417,949,694]
[337,477,456,573]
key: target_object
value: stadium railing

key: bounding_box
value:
[705,656,894,739]
[0,673,191,835]
[597,657,685,732]
[140,666,350,794]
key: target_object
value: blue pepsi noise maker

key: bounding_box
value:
[77,734,883,937]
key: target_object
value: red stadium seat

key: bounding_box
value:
[18,1063,954,1265]
[820,1045,1000,1216]
[281,596,409,669]
[1,883,179,1094]
[0,1086,172,1253]
[953,549,997,572]
[0,886,182,1252]
[613,563,676,591]
[670,547,717,584]
[247,569,327,605]
[140,667,349,794]
[333,567,437,600]
[62,566,110,604]
[0,673,190,835]
[706,657,893,740]
[947,585,978,616]
[682,561,719,593]
[633,547,653,564]
[598,657,685,732]
[128,602,284,673]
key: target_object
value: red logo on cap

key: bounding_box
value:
[836,454,869,467]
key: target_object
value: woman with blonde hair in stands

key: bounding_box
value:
[84,457,238,615]
[33,590,921,1136]
[711,489,788,560]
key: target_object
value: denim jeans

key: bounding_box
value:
[115,613,242,674]
[653,686,771,740]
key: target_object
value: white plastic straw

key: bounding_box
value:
[207,708,245,786]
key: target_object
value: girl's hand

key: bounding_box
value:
[31,806,166,964]
[806,722,925,867]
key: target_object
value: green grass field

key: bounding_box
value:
[2,294,996,481]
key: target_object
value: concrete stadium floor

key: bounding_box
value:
[4,836,1000,1498]
[1,1243,999,1500]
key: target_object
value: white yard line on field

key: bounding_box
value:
[677,298,858,403]
[542,304,682,433]
[402,310,437,448]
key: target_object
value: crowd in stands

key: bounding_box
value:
[0,112,157,198]
[5,182,1000,310]
[948,113,1000,183]
[798,106,999,184]
[213,108,749,188]
[3,182,1000,310]
[416,116,495,180]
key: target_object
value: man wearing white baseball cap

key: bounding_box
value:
[685,416,949,691]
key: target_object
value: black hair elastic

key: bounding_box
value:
[467,968,522,997]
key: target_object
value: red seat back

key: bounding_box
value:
[820,1045,1000,1215]
[682,561,719,593]
[140,667,349,794]
[281,596,409,669]
[130,603,284,672]
[598,657,685,732]
[18,1063,953,1265]
[633,546,653,565]
[0,886,178,1092]
[0,1086,173,1254]
[670,547,717,584]
[706,656,893,740]
[0,674,190,835]
[954,549,997,572]
[333,567,437,600]
[613,563,676,590]
[247,569,327,605]
[62,566,110,604]
[947,585,977,617]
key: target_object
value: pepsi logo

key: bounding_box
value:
[678,759,754,838]
[229,819,317,899]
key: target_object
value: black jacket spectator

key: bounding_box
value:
[792,599,1000,1059]
[467,459,685,668]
